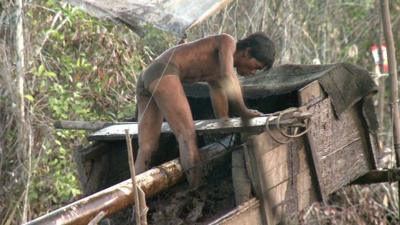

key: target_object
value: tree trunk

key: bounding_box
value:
[380,0,400,217]
[15,0,31,223]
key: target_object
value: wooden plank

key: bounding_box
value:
[266,176,317,220]
[246,133,317,224]
[298,188,318,211]
[88,115,306,141]
[266,180,317,221]
[298,81,327,203]
[307,100,370,197]
[265,181,287,225]
[299,80,371,199]
[263,171,313,209]
[245,135,271,225]
[298,80,326,106]
[352,168,400,184]
[247,129,285,153]
[263,162,288,190]
[54,120,125,131]
[208,198,263,225]
[246,127,320,224]
[309,99,361,158]
[320,139,369,194]
[232,148,253,205]
[296,170,313,194]
[298,144,309,172]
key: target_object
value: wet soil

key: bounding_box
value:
[104,157,235,225]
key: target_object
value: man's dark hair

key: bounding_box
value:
[236,32,275,70]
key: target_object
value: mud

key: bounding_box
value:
[104,156,235,225]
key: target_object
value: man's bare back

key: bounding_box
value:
[155,35,222,83]
[135,32,275,188]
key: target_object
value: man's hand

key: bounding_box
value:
[241,108,263,119]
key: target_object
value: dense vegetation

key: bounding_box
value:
[1,0,400,224]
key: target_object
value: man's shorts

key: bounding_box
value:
[136,62,180,97]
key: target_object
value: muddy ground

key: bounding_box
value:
[103,155,235,225]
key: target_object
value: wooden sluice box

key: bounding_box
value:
[74,63,379,224]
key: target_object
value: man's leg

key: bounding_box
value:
[135,94,163,174]
[149,75,202,188]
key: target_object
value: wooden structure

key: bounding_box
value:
[25,63,382,225]
[232,81,376,224]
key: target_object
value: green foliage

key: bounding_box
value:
[24,0,173,214]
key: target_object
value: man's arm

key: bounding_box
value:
[209,80,228,119]
[217,34,260,118]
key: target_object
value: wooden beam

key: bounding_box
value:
[23,139,232,225]
[54,120,132,131]
[352,168,400,184]
[88,114,310,141]
[298,81,327,203]
[208,198,262,225]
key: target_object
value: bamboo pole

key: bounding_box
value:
[379,0,400,217]
[125,130,141,225]
[23,138,232,225]
[137,187,148,225]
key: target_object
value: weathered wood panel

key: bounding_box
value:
[232,149,252,205]
[246,131,318,225]
[208,198,263,225]
[298,81,372,199]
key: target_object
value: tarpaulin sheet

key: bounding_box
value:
[66,0,232,35]
[184,63,379,132]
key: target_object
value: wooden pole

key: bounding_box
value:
[352,168,400,184]
[54,120,128,131]
[380,0,400,217]
[377,27,386,145]
[125,130,141,225]
[23,138,232,225]
[87,211,105,225]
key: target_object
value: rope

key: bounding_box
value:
[265,114,291,144]
[265,107,311,144]
[277,108,311,138]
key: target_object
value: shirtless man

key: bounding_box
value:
[135,32,275,187]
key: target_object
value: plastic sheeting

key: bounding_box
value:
[66,0,232,35]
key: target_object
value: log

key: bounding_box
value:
[23,138,232,225]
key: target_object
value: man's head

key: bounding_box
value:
[234,32,275,76]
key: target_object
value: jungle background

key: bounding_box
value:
[1,0,400,224]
